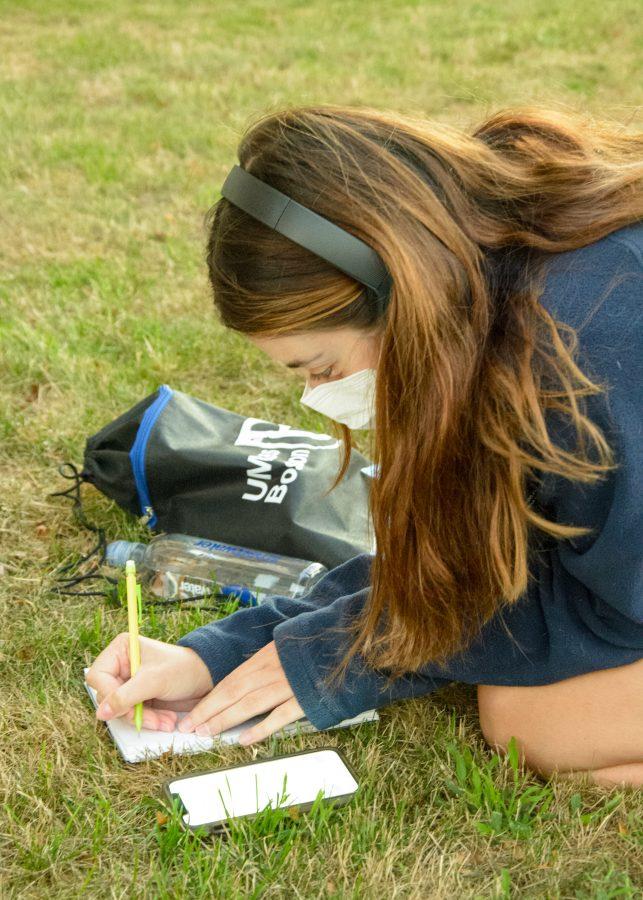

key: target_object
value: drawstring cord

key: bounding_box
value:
[48,462,119,599]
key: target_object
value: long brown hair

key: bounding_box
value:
[205,103,643,677]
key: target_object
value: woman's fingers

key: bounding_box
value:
[179,674,254,729]
[123,705,178,732]
[89,636,298,744]
[239,698,305,746]
[192,682,295,737]
[86,632,131,703]
[90,671,124,706]
[88,634,214,731]
[97,666,161,720]
[150,696,202,712]
[178,641,281,733]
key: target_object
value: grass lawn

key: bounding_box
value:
[1,0,642,896]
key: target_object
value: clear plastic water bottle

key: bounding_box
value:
[105,533,328,606]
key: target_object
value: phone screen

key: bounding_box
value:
[165,748,358,829]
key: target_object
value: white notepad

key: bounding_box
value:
[83,669,378,763]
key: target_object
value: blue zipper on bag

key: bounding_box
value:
[129,384,174,528]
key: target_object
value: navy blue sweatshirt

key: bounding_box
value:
[178,221,643,730]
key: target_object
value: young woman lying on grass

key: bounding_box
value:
[87,103,643,788]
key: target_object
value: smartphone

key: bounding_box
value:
[162,747,359,833]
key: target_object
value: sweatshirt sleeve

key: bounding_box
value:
[177,552,454,729]
[175,553,370,682]
[175,552,447,698]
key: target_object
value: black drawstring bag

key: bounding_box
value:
[51,384,376,596]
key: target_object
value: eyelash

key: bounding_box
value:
[309,366,334,382]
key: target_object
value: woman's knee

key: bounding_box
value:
[476,683,522,750]
[476,676,643,778]
[478,684,559,778]
[476,683,552,775]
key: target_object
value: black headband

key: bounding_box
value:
[220,164,392,317]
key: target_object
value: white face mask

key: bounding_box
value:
[300,368,376,430]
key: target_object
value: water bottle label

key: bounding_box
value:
[193,537,282,565]
[152,572,210,600]
[178,578,210,599]
[154,572,257,605]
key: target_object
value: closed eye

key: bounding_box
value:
[309,366,334,382]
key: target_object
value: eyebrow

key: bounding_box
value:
[284,351,325,369]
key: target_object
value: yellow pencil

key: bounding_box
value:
[125,559,144,732]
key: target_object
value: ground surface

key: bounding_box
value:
[1,1,642,896]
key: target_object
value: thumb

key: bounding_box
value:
[97,667,159,720]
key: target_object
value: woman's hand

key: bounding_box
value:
[177,640,304,746]
[86,632,214,731]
